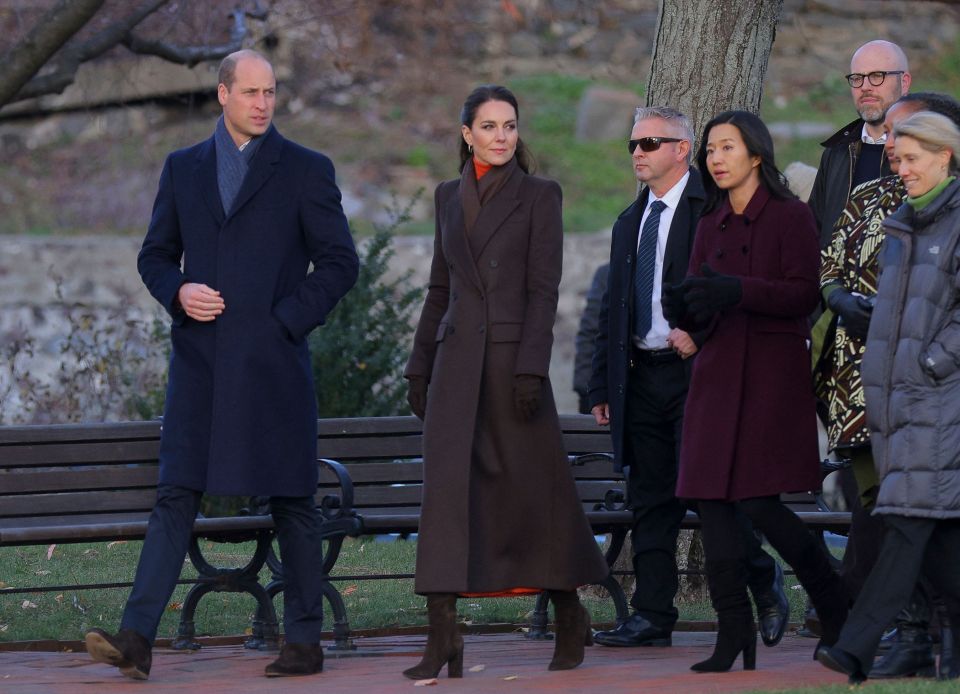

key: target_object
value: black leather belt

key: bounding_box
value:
[631,345,681,367]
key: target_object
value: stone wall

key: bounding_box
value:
[0,232,612,418]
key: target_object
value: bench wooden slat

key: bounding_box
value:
[1,489,158,518]
[316,437,423,460]
[1,466,159,494]
[0,421,161,445]
[0,440,161,468]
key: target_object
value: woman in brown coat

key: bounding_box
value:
[664,111,848,672]
[403,85,608,679]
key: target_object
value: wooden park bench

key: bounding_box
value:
[0,420,360,650]
[1,415,851,648]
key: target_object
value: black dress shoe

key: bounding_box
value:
[871,625,935,678]
[816,645,866,684]
[593,614,671,647]
[85,627,152,680]
[755,563,790,647]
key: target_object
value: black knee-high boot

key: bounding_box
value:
[692,559,757,672]
[402,594,463,680]
[548,590,593,671]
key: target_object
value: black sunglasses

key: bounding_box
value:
[628,136,684,154]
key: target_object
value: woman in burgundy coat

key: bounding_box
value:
[663,111,848,672]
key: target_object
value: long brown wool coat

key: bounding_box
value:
[405,163,609,594]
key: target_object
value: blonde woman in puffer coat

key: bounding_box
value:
[817,111,960,684]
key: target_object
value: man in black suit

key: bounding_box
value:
[589,106,787,648]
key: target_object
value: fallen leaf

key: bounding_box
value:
[413,678,438,686]
[106,541,127,549]
[468,664,485,672]
[0,624,9,632]
[46,544,56,560]
[167,602,183,611]
[0,582,8,589]
[82,549,99,557]
[342,585,358,596]
[503,675,519,681]
[55,594,64,604]
[244,627,253,635]
[21,600,38,609]
[72,595,87,614]
[35,570,51,576]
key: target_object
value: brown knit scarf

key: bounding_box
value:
[459,156,518,234]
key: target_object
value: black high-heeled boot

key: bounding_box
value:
[692,559,757,672]
[402,594,463,679]
[548,590,593,671]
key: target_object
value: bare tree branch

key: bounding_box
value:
[0,0,106,107]
[2,1,268,108]
[123,7,253,67]
[12,0,171,102]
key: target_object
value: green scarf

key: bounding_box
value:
[907,175,956,211]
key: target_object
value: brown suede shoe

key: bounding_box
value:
[264,642,325,677]
[85,627,152,680]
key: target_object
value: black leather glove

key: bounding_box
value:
[826,287,873,340]
[406,376,428,420]
[682,264,743,324]
[661,282,689,328]
[513,374,543,421]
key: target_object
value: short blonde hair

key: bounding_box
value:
[894,111,960,173]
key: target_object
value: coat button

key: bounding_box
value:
[479,326,485,334]
[617,385,624,394]
[620,299,626,307]
[626,255,632,264]
[490,260,499,268]
[741,245,749,255]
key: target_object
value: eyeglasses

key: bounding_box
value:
[844,70,905,88]
[628,136,683,154]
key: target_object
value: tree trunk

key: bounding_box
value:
[645,0,783,147]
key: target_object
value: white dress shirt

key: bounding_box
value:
[635,170,690,350]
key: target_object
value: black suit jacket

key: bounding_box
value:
[587,167,706,470]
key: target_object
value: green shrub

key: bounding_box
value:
[309,196,425,417]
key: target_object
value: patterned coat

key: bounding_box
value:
[816,175,905,451]
[405,161,608,593]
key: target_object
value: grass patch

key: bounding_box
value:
[0,536,813,643]
[748,683,958,694]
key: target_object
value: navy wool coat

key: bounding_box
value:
[138,125,359,497]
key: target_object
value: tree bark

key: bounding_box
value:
[645,0,783,147]
[0,0,106,108]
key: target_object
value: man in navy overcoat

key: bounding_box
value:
[85,49,359,680]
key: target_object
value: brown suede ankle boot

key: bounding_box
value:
[264,642,324,677]
[85,627,152,680]
[548,590,593,671]
[402,593,463,679]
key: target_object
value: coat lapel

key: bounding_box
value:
[442,185,485,293]
[225,126,283,223]
[467,166,523,259]
[195,136,225,225]
[662,167,705,283]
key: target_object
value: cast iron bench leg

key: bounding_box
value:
[525,592,554,640]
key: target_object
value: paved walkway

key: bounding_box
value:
[0,631,847,693]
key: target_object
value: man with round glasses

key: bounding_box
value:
[808,39,911,249]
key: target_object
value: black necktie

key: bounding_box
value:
[634,200,666,339]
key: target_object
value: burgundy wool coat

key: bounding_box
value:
[676,186,822,501]
[404,162,609,594]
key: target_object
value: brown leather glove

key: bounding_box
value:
[406,376,428,420]
[513,374,543,421]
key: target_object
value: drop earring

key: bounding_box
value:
[468,144,473,153]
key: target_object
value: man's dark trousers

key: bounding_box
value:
[624,354,776,630]
[120,484,325,644]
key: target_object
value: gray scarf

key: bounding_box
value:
[214,116,264,215]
